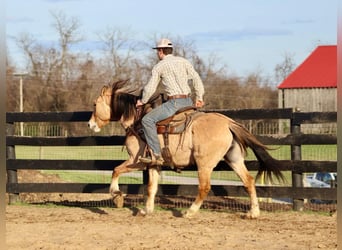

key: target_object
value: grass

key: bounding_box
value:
[15,145,336,185]
[15,145,337,161]
[41,170,143,184]
[15,145,129,160]
[244,145,336,161]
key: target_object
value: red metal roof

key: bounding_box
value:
[277,45,337,89]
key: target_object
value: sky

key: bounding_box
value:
[6,0,338,82]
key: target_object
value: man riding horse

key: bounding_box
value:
[88,40,285,218]
[136,38,205,165]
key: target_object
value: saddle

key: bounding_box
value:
[157,106,202,171]
[134,94,203,171]
[156,106,197,134]
[134,105,201,171]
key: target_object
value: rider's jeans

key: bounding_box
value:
[141,97,193,156]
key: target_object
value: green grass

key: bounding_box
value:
[15,144,336,185]
[41,170,142,184]
[244,145,336,161]
[15,145,336,161]
[15,145,129,160]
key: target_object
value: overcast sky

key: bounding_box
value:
[6,0,338,81]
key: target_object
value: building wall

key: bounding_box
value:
[278,87,337,112]
[277,87,337,134]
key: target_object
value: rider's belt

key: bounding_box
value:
[167,94,190,100]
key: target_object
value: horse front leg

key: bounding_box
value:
[184,168,212,218]
[109,160,145,208]
[139,166,160,215]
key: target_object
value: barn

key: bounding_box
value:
[277,45,337,112]
[277,45,337,134]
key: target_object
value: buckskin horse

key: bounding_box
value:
[88,80,284,218]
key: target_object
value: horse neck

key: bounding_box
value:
[112,93,137,128]
[120,116,135,130]
[115,92,163,130]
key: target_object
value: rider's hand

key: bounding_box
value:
[195,100,205,108]
[136,99,144,107]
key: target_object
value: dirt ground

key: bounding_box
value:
[6,170,337,249]
[6,202,337,250]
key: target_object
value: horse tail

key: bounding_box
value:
[227,117,285,183]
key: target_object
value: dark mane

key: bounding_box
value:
[109,78,163,122]
[112,93,138,121]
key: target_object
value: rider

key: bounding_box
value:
[136,38,205,165]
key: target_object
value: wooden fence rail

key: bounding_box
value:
[6,108,337,211]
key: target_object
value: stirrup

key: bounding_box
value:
[139,155,164,165]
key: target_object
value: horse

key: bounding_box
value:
[88,80,285,218]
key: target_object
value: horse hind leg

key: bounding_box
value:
[225,146,260,219]
[230,161,260,219]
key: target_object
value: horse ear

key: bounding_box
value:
[101,85,108,96]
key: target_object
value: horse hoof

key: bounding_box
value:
[183,210,195,219]
[137,208,147,216]
[110,190,127,197]
[112,193,125,208]
[244,211,260,219]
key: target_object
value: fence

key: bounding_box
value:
[14,123,68,137]
[6,108,337,211]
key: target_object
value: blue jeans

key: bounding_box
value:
[141,97,193,155]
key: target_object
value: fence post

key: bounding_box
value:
[143,169,149,185]
[291,112,303,211]
[6,122,19,204]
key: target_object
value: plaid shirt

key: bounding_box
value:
[141,54,205,104]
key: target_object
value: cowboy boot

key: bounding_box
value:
[139,153,164,165]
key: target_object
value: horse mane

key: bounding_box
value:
[112,79,141,96]
[112,93,138,121]
[110,79,164,122]
[105,79,140,121]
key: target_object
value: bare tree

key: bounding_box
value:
[274,52,295,83]
[11,11,282,117]
[98,27,139,80]
[50,10,83,83]
[15,11,84,111]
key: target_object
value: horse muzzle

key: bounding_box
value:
[88,120,101,133]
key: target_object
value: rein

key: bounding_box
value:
[135,106,144,123]
[127,105,148,140]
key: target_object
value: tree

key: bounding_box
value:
[274,52,295,84]
[6,63,18,112]
[10,11,282,117]
[98,27,136,79]
[15,10,84,111]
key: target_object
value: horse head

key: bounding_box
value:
[88,79,141,132]
[88,84,113,132]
